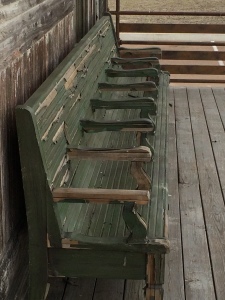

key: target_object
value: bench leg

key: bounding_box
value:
[27,245,48,300]
[145,254,164,300]
[145,285,163,300]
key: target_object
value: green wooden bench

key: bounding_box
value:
[16,15,170,300]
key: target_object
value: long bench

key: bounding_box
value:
[16,14,170,300]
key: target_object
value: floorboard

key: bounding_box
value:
[93,280,124,300]
[46,87,225,300]
[124,280,145,300]
[213,88,225,127]
[164,89,185,300]
[46,278,66,300]
[175,87,215,299]
[187,87,225,299]
[200,88,225,194]
[63,278,96,300]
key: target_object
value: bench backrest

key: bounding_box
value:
[16,16,117,244]
[17,16,116,187]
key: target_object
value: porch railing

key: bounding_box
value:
[109,2,225,85]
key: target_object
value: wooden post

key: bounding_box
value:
[116,0,120,42]
[146,255,164,300]
[104,0,109,13]
[76,0,83,42]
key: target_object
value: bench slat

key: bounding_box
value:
[99,82,157,92]
[53,188,150,204]
[67,146,152,161]
[80,118,155,133]
[105,68,159,79]
[146,72,169,238]
[91,97,156,109]
[119,47,162,59]
[155,79,169,238]
[111,57,160,70]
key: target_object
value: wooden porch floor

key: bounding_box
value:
[46,87,225,300]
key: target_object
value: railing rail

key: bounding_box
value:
[110,10,225,16]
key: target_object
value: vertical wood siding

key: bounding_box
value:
[0,0,107,297]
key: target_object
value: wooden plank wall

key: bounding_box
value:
[0,0,107,298]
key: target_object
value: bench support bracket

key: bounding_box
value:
[130,162,151,190]
[123,202,147,241]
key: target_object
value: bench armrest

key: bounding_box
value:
[112,56,160,64]
[52,188,150,204]
[80,118,155,133]
[67,146,152,161]
[105,68,159,79]
[98,82,157,92]
[111,57,160,69]
[118,47,162,58]
[67,146,151,191]
[90,97,157,115]
[53,188,150,242]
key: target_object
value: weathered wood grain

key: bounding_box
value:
[175,87,216,300]
[0,0,74,68]
[0,70,6,251]
[164,88,185,300]
[98,82,157,92]
[80,119,155,133]
[130,161,151,190]
[105,68,159,79]
[120,23,225,34]
[46,278,68,300]
[200,88,225,197]
[213,88,225,129]
[0,229,28,300]
[187,87,225,299]
[124,280,145,300]
[0,0,104,298]
[90,98,156,114]
[53,188,150,204]
[0,0,42,23]
[67,146,152,161]
[180,184,216,300]
[162,64,225,76]
[0,63,26,252]
[0,5,76,255]
[119,47,162,59]
[93,279,124,300]
[63,278,96,300]
[111,56,160,66]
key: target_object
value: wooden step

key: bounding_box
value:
[122,44,225,51]
[121,44,225,60]
[163,49,225,60]
[121,39,225,47]
[170,74,225,84]
[120,43,225,83]
[120,23,225,34]
[170,82,225,87]
[161,59,225,75]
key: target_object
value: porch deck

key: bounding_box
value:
[45,86,225,300]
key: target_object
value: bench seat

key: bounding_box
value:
[52,73,169,245]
